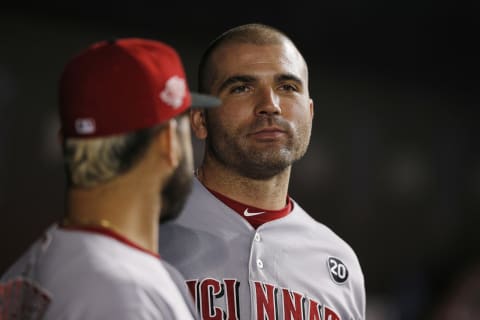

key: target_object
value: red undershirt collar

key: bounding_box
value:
[204,185,293,229]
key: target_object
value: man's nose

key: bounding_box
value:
[254,87,281,116]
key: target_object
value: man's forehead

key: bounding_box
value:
[214,41,301,64]
[210,42,307,84]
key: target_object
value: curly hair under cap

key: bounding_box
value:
[63,124,164,188]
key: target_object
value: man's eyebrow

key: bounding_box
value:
[276,73,303,86]
[217,75,256,93]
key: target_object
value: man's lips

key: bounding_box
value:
[250,127,287,139]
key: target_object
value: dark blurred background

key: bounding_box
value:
[1,2,478,319]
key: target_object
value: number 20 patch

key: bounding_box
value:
[327,257,349,284]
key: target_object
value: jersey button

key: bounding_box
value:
[256,259,264,269]
[254,233,261,242]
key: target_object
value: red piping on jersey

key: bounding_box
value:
[204,186,293,229]
[59,224,161,259]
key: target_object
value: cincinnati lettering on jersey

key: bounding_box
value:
[186,278,341,320]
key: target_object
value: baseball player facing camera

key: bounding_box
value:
[159,23,366,320]
[0,38,219,319]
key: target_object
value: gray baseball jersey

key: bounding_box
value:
[0,224,197,320]
[159,178,366,320]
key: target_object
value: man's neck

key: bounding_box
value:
[65,180,160,253]
[196,161,291,211]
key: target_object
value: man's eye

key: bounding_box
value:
[231,85,250,93]
[280,84,298,92]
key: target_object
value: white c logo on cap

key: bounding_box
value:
[75,118,96,135]
[160,76,186,109]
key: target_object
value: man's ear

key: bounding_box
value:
[190,109,208,140]
[154,119,180,168]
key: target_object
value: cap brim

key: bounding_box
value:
[191,93,222,108]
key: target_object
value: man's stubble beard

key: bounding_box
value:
[205,115,311,180]
[159,155,194,223]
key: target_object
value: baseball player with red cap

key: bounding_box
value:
[158,23,366,319]
[0,37,219,319]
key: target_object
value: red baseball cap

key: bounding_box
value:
[59,38,220,138]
